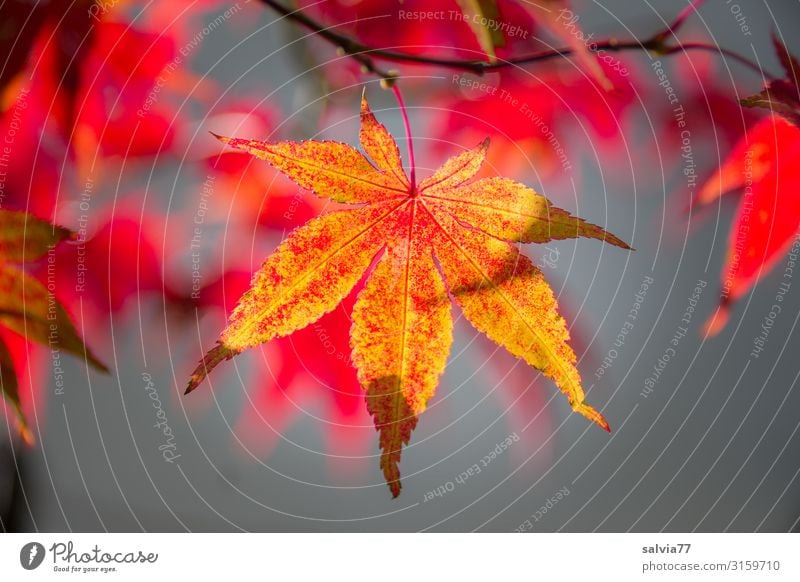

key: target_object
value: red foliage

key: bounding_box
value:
[699,116,800,334]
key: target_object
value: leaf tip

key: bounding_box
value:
[185,343,237,395]
[89,354,111,374]
[210,131,230,145]
[598,75,615,93]
[607,233,633,251]
[738,96,758,109]
[703,304,730,337]
[696,179,723,207]
[359,93,374,122]
[20,425,34,446]
[575,402,610,432]
[61,226,79,243]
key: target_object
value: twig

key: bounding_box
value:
[256,0,772,80]
[669,0,708,36]
[258,0,396,81]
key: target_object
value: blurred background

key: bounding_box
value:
[1,0,800,532]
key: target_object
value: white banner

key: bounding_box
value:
[0,533,797,580]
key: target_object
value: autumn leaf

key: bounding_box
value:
[740,35,800,127]
[457,0,505,63]
[698,37,800,334]
[365,376,419,498]
[0,209,108,444]
[698,114,800,335]
[697,35,800,334]
[695,115,796,206]
[187,95,629,496]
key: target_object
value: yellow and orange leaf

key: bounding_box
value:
[418,138,489,194]
[211,133,406,204]
[359,96,410,189]
[189,95,629,495]
[429,206,608,429]
[365,376,418,498]
[186,202,399,391]
[425,176,631,247]
[352,231,452,416]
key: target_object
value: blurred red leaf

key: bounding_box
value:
[522,0,613,90]
[53,212,164,314]
[437,66,633,178]
[75,21,179,161]
[698,115,800,334]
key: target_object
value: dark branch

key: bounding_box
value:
[257,0,396,81]
[257,0,772,81]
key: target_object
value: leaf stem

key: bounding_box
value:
[391,84,416,188]
[670,0,708,36]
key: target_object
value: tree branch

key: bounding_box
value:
[258,0,397,81]
[257,0,772,81]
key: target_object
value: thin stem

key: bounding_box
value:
[502,39,772,80]
[258,0,395,79]
[669,42,770,78]
[391,84,416,188]
[256,0,773,80]
[670,0,708,36]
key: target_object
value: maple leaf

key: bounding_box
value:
[698,114,800,335]
[696,40,800,335]
[0,210,108,444]
[740,36,800,127]
[186,95,629,496]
